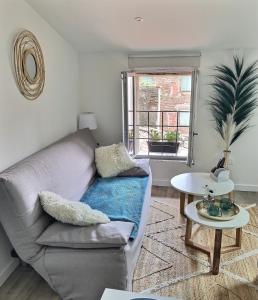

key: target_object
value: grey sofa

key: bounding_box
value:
[0,129,152,300]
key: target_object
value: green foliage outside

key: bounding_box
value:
[149,128,180,142]
[164,130,180,142]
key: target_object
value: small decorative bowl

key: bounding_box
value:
[196,199,240,221]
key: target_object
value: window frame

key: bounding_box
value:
[122,68,198,165]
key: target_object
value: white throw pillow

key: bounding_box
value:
[39,191,110,226]
[95,143,136,178]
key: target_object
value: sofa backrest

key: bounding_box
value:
[0,129,96,262]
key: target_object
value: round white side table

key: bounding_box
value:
[185,201,249,275]
[171,172,234,215]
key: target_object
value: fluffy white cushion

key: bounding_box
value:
[39,191,110,226]
[95,143,136,178]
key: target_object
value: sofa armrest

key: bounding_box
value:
[36,221,134,249]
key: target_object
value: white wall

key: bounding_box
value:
[80,52,128,145]
[0,0,79,285]
[80,50,258,191]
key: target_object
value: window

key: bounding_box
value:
[180,76,191,92]
[179,111,190,126]
[122,70,198,164]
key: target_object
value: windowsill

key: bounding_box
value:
[134,155,187,162]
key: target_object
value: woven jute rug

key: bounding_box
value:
[133,195,258,300]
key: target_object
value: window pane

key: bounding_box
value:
[178,127,189,141]
[139,77,155,87]
[127,75,134,111]
[177,127,189,157]
[124,72,194,160]
[135,111,148,126]
[148,111,162,127]
[128,126,134,155]
[149,127,162,140]
[128,126,134,138]
[137,127,148,139]
[135,139,148,156]
[179,111,190,126]
[180,76,191,92]
[136,85,160,111]
[163,111,178,127]
[128,111,133,126]
[163,128,179,141]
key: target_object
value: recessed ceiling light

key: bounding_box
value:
[134,17,144,22]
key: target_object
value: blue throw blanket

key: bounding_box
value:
[80,176,149,239]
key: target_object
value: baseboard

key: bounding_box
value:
[0,259,19,287]
[234,184,258,192]
[152,179,170,187]
[153,179,258,192]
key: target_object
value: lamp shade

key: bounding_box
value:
[78,112,97,130]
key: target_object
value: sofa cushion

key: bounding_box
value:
[95,143,136,178]
[118,159,150,177]
[36,221,134,249]
[39,191,110,226]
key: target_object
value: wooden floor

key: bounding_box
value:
[0,186,257,300]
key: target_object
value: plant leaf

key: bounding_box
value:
[209,56,258,148]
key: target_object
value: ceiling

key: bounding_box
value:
[26,0,258,53]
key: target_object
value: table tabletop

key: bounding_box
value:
[185,201,249,229]
[171,172,234,196]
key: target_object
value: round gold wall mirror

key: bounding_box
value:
[13,30,45,100]
[24,51,37,82]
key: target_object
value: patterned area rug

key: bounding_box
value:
[133,195,258,300]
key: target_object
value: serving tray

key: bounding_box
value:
[196,200,240,221]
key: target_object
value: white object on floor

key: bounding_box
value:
[185,201,249,229]
[100,289,179,300]
[171,172,234,196]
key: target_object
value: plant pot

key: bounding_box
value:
[223,150,231,169]
[147,141,180,153]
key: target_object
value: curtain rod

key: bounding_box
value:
[128,51,201,58]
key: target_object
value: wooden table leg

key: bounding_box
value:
[180,192,186,215]
[236,228,242,247]
[212,229,222,275]
[188,194,194,204]
[228,191,235,201]
[185,217,192,245]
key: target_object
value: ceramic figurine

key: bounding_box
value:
[207,203,222,217]
[220,198,233,211]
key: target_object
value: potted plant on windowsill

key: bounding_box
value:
[147,129,180,153]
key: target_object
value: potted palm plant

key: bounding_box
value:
[209,56,258,168]
[148,129,180,153]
